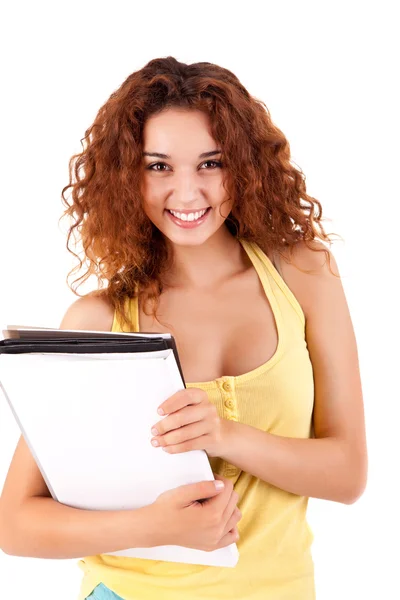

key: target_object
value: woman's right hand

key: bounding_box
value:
[151,474,241,552]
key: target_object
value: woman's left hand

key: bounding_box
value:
[150,388,225,457]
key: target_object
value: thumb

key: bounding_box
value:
[173,479,225,506]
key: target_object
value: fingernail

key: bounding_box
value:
[157,408,165,415]
[151,439,159,447]
[151,428,159,436]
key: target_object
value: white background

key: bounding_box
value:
[0,1,398,598]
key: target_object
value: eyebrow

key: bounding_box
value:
[142,149,222,159]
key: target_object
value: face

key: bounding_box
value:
[140,108,233,247]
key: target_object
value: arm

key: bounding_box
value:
[0,297,158,558]
[1,496,158,559]
[219,242,368,504]
[0,435,159,559]
[219,421,364,504]
[0,297,242,558]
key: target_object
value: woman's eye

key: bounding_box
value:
[146,160,222,172]
[202,160,222,169]
[147,162,169,172]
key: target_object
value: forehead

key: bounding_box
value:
[142,108,216,155]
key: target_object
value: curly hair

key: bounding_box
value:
[60,56,341,332]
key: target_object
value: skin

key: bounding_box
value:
[0,107,242,559]
[140,106,237,289]
[0,107,367,562]
[141,107,368,504]
[139,108,280,384]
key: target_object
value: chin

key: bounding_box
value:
[162,230,216,247]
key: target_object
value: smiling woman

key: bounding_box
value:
[140,109,232,240]
[0,55,367,600]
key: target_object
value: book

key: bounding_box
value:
[0,326,239,567]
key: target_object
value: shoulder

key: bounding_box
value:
[278,244,366,502]
[59,292,115,331]
[279,239,338,272]
[272,240,340,320]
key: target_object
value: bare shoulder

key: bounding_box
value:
[59,293,114,332]
[273,239,340,319]
[283,239,338,272]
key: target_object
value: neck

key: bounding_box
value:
[163,227,246,291]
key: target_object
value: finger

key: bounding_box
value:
[160,434,209,454]
[154,421,207,447]
[157,387,206,417]
[192,475,230,504]
[221,489,239,525]
[204,478,234,511]
[213,474,230,484]
[171,479,226,507]
[212,528,239,550]
[221,507,241,538]
[152,404,208,436]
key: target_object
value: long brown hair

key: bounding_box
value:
[60,56,341,331]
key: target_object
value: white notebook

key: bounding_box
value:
[0,326,239,567]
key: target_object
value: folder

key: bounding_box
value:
[0,325,239,567]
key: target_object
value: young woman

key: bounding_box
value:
[0,56,367,600]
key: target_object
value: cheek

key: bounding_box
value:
[141,187,165,213]
[147,196,164,209]
[142,179,168,204]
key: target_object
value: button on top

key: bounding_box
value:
[222,381,232,392]
[224,399,234,409]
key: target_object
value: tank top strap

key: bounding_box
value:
[112,242,305,333]
[131,288,140,331]
[111,291,140,333]
[239,239,305,328]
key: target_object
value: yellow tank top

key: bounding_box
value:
[77,239,316,600]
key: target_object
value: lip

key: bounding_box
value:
[167,208,209,214]
[165,207,211,229]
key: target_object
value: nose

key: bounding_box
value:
[169,169,201,207]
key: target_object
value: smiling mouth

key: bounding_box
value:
[166,207,211,222]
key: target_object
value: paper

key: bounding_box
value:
[0,331,239,567]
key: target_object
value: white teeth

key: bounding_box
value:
[169,208,208,221]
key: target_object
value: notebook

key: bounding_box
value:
[0,325,239,567]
